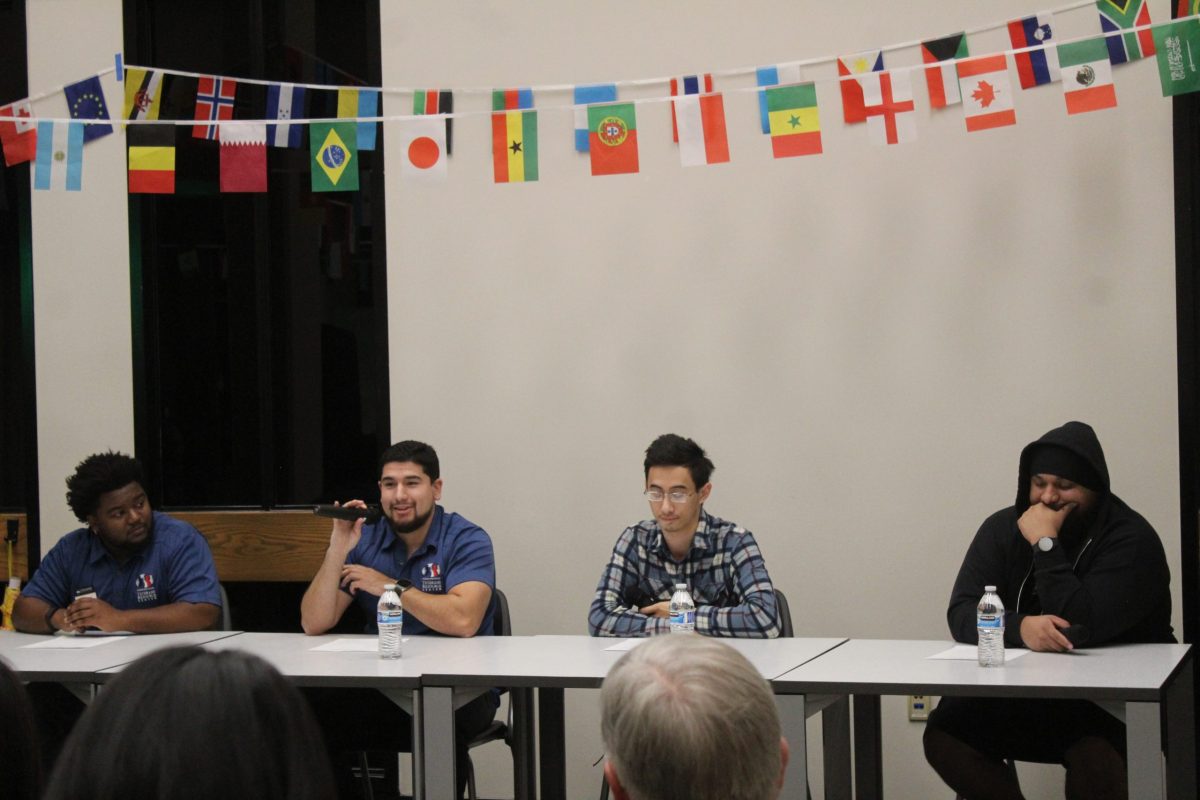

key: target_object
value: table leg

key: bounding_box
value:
[852,694,883,800]
[538,687,565,799]
[1165,656,1196,800]
[511,687,537,800]
[412,689,424,800]
[778,695,807,800]
[821,695,852,800]
[423,686,456,800]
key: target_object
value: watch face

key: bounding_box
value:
[397,579,414,591]
[1038,537,1054,552]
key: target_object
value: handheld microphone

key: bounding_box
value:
[313,504,383,523]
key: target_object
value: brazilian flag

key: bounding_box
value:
[310,122,358,192]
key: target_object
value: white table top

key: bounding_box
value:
[772,639,1193,701]
[0,630,241,682]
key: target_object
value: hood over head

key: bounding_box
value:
[1016,421,1111,513]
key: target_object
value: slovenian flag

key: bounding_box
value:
[1008,13,1060,88]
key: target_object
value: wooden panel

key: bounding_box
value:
[173,510,330,583]
[0,514,29,582]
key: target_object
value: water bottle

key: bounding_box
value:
[977,585,1005,667]
[669,583,696,633]
[377,583,403,659]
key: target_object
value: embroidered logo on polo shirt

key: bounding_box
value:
[420,562,443,593]
[136,573,158,603]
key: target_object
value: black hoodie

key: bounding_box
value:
[946,421,1175,647]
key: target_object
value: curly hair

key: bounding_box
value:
[64,452,146,522]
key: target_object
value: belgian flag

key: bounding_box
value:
[128,125,175,194]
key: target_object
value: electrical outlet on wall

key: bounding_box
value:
[908,694,932,721]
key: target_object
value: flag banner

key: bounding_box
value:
[0,100,37,166]
[491,109,538,183]
[670,74,713,142]
[266,83,306,148]
[862,70,916,145]
[675,93,730,167]
[765,82,822,157]
[921,33,969,107]
[193,75,237,140]
[1098,0,1156,64]
[587,102,639,176]
[220,122,267,192]
[123,69,163,120]
[34,121,83,191]
[838,50,885,124]
[310,121,359,192]
[412,89,453,155]
[1154,19,1200,94]
[115,52,124,82]
[338,89,379,151]
[958,54,1017,132]
[1180,0,1200,17]
[1008,13,1061,88]
[127,124,175,194]
[756,63,804,133]
[493,88,534,110]
[64,76,113,142]
[398,116,448,182]
[573,83,617,151]
[1058,38,1118,113]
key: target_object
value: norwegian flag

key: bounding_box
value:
[0,100,37,166]
[193,76,238,140]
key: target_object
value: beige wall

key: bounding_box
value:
[382,1,1181,797]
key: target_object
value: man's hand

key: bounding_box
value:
[639,601,670,619]
[62,597,126,633]
[340,564,393,597]
[1017,502,1076,546]
[328,500,367,554]
[1019,614,1074,652]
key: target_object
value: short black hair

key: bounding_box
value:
[378,440,440,481]
[43,647,334,800]
[64,452,146,523]
[644,434,714,489]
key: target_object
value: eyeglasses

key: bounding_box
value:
[644,489,694,504]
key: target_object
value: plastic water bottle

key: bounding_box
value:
[977,585,1005,667]
[669,583,696,633]
[377,583,403,659]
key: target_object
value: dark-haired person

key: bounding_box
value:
[0,659,42,800]
[588,434,781,637]
[923,421,1175,800]
[300,439,497,798]
[13,451,221,634]
[43,647,335,800]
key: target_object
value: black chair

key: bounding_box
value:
[217,583,232,631]
[463,588,515,800]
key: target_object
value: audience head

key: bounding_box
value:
[65,451,146,522]
[44,646,335,800]
[600,635,788,800]
[0,658,42,800]
[643,434,714,489]
[378,439,440,480]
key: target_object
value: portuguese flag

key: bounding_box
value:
[587,102,639,176]
[127,124,175,194]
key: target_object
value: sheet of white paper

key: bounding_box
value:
[603,639,646,652]
[928,644,1030,661]
[21,635,126,649]
[310,638,409,652]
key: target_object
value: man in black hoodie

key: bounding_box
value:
[923,421,1174,800]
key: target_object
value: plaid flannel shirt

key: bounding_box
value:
[587,510,780,637]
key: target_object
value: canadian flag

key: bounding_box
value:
[0,100,37,166]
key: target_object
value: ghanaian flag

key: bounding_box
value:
[491,110,537,183]
[127,125,175,193]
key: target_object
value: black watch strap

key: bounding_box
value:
[396,579,414,593]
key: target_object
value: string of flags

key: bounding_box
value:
[2,1,1200,196]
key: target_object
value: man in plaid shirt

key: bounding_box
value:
[588,434,781,637]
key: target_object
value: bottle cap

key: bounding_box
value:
[674,582,687,590]
[7,577,19,589]
[984,585,996,592]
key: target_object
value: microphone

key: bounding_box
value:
[313,504,383,523]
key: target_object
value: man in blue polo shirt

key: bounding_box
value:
[14,451,221,634]
[300,439,497,799]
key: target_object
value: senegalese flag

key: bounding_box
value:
[127,124,175,193]
[413,89,453,154]
[1153,18,1200,94]
[491,109,538,183]
[123,68,163,120]
[1098,0,1156,64]
[1058,38,1118,113]
[587,102,638,176]
[493,88,534,111]
[766,83,822,157]
[310,121,358,192]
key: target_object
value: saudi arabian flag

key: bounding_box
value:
[310,121,358,192]
[1153,19,1200,95]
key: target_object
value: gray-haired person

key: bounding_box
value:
[600,635,790,800]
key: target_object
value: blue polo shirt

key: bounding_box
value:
[23,511,221,611]
[344,505,496,635]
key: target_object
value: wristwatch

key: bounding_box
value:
[1037,536,1056,553]
[395,579,414,593]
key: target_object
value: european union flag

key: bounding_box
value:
[64,75,113,142]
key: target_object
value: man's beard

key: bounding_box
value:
[1059,503,1099,544]
[388,505,433,534]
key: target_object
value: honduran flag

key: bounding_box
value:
[670,74,713,142]
[675,92,729,167]
[266,83,306,148]
[1058,38,1118,114]
[573,83,618,152]
[837,50,884,123]
[921,33,969,107]
[1008,13,1061,88]
[756,63,803,133]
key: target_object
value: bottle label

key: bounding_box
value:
[378,610,403,626]
[669,610,696,627]
[977,616,1002,629]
